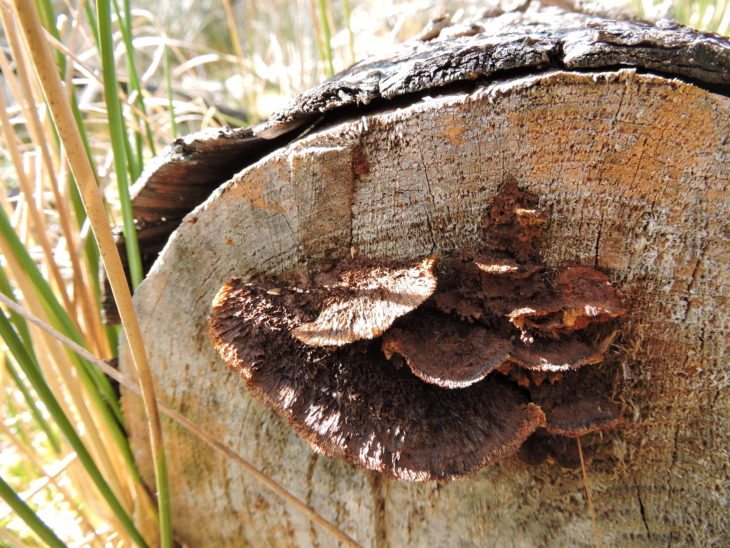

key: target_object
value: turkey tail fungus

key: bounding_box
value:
[208,181,627,480]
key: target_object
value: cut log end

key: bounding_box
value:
[120,8,729,545]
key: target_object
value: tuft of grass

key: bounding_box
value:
[0,307,146,546]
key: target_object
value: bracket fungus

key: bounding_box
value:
[291,257,438,347]
[209,181,628,480]
[382,313,512,389]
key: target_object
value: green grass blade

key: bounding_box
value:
[120,108,141,183]
[83,0,100,47]
[317,0,335,77]
[111,2,143,182]
[5,357,63,455]
[0,474,66,548]
[163,43,178,138]
[96,0,143,288]
[0,265,35,353]
[0,207,122,421]
[0,309,148,547]
[108,0,141,183]
[114,0,157,161]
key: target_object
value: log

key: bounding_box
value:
[120,5,729,546]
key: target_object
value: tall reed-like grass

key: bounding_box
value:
[0,0,726,545]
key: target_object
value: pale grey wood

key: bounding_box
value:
[121,69,729,547]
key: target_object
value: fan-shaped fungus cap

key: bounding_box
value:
[509,338,605,372]
[557,267,626,330]
[209,278,545,481]
[529,369,622,436]
[508,267,626,336]
[292,256,438,347]
[434,253,548,320]
[382,313,512,388]
[517,429,587,468]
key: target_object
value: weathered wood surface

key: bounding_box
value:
[121,67,729,546]
[106,5,730,321]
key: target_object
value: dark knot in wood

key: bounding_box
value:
[208,181,627,481]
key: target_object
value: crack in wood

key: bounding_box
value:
[633,475,653,542]
[368,472,388,548]
[416,140,439,253]
[304,453,320,547]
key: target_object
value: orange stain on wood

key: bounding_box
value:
[508,76,718,273]
[231,179,288,213]
[443,121,465,144]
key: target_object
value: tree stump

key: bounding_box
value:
[120,6,729,546]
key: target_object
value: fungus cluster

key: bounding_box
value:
[208,181,626,481]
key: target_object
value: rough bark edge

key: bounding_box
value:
[261,6,730,135]
[129,5,730,226]
[129,127,285,223]
[102,128,288,322]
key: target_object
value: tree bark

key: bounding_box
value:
[120,8,729,547]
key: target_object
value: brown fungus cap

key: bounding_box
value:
[509,338,606,372]
[209,278,545,481]
[528,368,622,437]
[508,267,626,337]
[517,429,592,469]
[382,312,512,389]
[292,256,438,347]
[434,252,549,320]
[556,267,626,330]
[480,179,547,261]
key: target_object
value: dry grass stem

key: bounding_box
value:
[578,438,603,548]
[10,1,170,544]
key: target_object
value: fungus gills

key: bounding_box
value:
[209,180,627,481]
